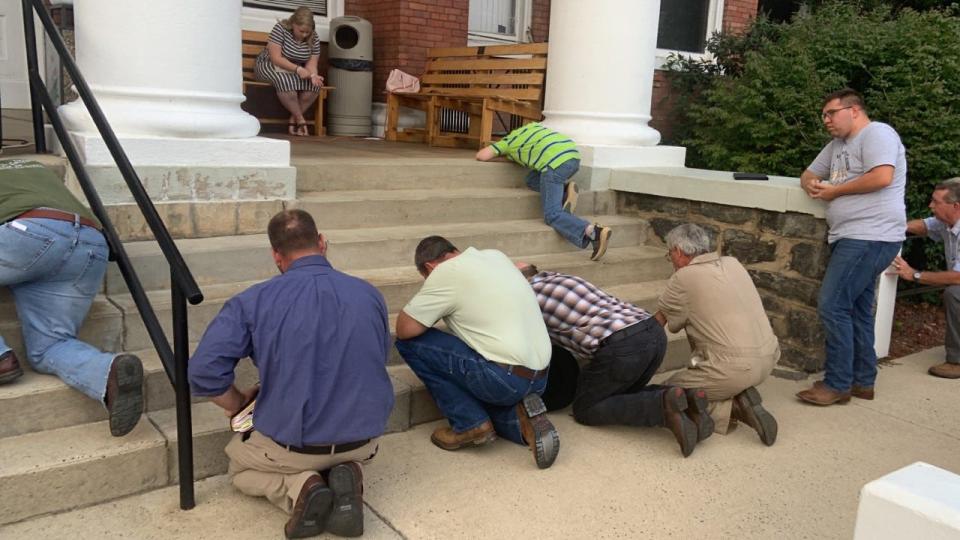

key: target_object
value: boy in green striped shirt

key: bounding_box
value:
[476,122,611,261]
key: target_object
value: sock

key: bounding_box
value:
[584,224,595,238]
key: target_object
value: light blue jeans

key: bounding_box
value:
[0,217,114,403]
[524,159,591,248]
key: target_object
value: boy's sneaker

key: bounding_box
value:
[589,224,611,261]
[562,182,579,213]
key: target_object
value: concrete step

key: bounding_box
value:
[103,214,649,294]
[0,418,167,526]
[293,156,525,192]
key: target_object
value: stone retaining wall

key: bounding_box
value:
[619,192,829,372]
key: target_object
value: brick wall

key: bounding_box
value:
[345,0,468,102]
[722,0,760,33]
[530,0,551,42]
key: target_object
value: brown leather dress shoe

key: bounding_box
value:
[0,351,24,385]
[929,362,960,379]
[683,388,714,442]
[431,420,496,451]
[326,462,364,537]
[663,387,697,457]
[517,393,560,469]
[105,354,144,437]
[796,382,850,406]
[816,379,874,400]
[285,474,333,539]
[733,387,778,446]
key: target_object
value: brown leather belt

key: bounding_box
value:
[491,361,548,381]
[277,438,371,455]
[16,208,101,231]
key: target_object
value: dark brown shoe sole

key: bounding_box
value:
[109,355,144,437]
[737,387,778,446]
[521,393,559,469]
[285,483,333,539]
[684,389,714,442]
[327,463,364,537]
[851,386,875,400]
[664,388,698,458]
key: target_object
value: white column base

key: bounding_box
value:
[572,143,687,192]
[855,462,960,539]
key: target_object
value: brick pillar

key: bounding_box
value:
[723,0,760,34]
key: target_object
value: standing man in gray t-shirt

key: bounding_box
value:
[796,88,906,406]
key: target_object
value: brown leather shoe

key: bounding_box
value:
[683,388,714,442]
[929,362,960,379]
[815,379,874,400]
[663,387,697,457]
[796,382,850,406]
[517,393,560,469]
[285,474,333,539]
[431,420,496,451]
[0,350,24,385]
[105,354,144,437]
[326,462,364,537]
[732,387,778,446]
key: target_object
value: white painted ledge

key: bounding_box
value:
[610,166,826,219]
[855,462,960,539]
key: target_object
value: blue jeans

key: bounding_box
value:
[524,159,590,248]
[0,217,114,403]
[395,329,547,445]
[818,238,901,392]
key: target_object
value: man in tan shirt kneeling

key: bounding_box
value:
[654,224,780,446]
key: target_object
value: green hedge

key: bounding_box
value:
[663,2,960,268]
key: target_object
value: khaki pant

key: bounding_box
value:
[666,344,779,434]
[225,430,379,513]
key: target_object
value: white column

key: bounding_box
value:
[542,0,685,178]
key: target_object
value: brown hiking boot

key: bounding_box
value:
[929,362,960,379]
[732,387,778,446]
[562,182,579,213]
[662,387,697,457]
[589,224,611,262]
[683,388,714,442]
[327,462,364,537]
[430,420,496,450]
[0,351,23,385]
[105,354,144,437]
[285,474,333,539]
[517,393,560,469]
[796,382,851,406]
[851,385,875,400]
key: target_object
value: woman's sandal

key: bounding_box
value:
[296,122,309,136]
[288,122,298,136]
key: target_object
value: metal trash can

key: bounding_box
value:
[327,16,373,136]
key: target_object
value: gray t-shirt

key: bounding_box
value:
[808,121,907,243]
[923,216,960,272]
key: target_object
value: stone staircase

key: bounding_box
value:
[0,144,688,526]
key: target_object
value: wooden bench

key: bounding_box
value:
[242,30,333,136]
[384,42,548,148]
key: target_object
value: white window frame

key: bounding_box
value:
[654,0,725,69]
[241,0,344,42]
[467,0,533,45]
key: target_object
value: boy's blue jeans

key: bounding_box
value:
[524,159,591,248]
[0,217,114,403]
[395,329,547,445]
[818,238,901,392]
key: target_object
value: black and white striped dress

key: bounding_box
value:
[255,23,323,92]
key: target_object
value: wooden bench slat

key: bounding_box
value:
[428,42,548,58]
[421,87,541,101]
[420,73,543,85]
[429,57,547,71]
[242,43,264,56]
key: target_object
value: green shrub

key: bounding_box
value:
[664,2,960,268]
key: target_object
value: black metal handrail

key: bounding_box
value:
[21,0,203,510]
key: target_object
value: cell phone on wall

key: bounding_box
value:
[733,172,769,180]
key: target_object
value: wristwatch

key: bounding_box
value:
[913,271,922,282]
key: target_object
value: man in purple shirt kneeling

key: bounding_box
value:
[189,209,394,539]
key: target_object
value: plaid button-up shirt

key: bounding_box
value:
[530,271,651,358]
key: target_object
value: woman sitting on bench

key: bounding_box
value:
[254,6,325,136]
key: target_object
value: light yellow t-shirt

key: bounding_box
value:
[403,247,551,370]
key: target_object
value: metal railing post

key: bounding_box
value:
[172,276,196,510]
[21,0,46,152]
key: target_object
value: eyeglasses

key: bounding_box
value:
[821,106,852,120]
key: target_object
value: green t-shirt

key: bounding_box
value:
[0,159,99,226]
[490,122,580,171]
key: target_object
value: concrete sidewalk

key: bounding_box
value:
[4,347,959,539]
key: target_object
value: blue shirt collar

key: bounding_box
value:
[287,254,332,272]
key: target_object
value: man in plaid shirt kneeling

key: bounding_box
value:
[518,264,711,457]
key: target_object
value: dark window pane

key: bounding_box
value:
[657,0,711,53]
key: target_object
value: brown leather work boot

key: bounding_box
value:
[285,474,333,539]
[683,388,714,442]
[929,362,960,379]
[796,382,851,406]
[815,379,874,400]
[517,393,560,469]
[662,387,697,457]
[0,351,24,385]
[732,387,778,446]
[105,354,144,437]
[431,420,496,451]
[327,462,364,537]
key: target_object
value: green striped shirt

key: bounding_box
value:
[490,122,580,171]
